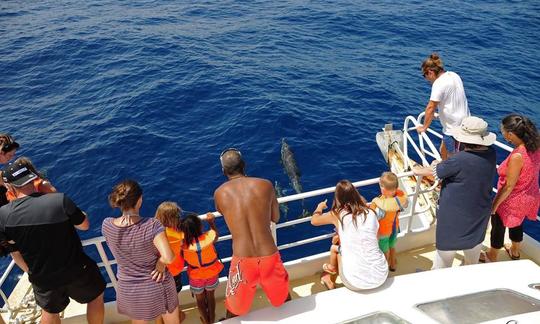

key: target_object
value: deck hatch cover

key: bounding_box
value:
[416,288,540,324]
[337,311,410,324]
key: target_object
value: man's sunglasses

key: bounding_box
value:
[1,142,19,153]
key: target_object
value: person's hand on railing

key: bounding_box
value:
[416,124,427,133]
[315,199,328,213]
[412,166,432,177]
[151,260,166,282]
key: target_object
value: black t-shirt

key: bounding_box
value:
[0,192,91,289]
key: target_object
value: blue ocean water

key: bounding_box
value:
[1,0,539,300]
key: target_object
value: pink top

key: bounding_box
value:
[496,145,540,228]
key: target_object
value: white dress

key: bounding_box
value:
[338,209,388,290]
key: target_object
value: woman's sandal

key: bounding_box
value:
[504,245,520,260]
[322,263,337,275]
[320,273,335,290]
[479,251,494,263]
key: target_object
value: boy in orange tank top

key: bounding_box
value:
[370,172,408,272]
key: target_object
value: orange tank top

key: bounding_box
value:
[164,227,185,276]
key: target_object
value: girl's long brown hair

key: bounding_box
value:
[330,180,369,229]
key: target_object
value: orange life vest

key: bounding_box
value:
[164,227,185,276]
[370,189,408,237]
[182,230,223,279]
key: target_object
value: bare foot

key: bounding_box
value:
[179,310,186,323]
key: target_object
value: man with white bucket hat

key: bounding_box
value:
[414,116,497,269]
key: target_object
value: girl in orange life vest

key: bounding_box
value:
[155,202,187,323]
[180,213,223,324]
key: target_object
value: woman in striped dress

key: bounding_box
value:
[102,180,180,323]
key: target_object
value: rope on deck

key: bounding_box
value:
[3,290,40,324]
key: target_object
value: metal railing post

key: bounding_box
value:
[95,241,118,291]
[407,175,423,234]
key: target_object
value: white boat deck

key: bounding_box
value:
[58,236,537,324]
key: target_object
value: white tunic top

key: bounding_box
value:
[338,209,388,290]
[430,71,470,135]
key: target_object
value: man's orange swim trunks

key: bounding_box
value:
[225,251,289,316]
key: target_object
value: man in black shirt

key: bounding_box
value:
[0,157,105,324]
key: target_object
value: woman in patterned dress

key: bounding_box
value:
[485,114,540,262]
[102,180,180,323]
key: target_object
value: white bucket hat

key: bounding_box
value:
[449,116,496,146]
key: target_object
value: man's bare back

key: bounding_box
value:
[215,176,279,257]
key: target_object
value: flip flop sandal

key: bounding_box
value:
[504,245,520,260]
[320,273,335,290]
[322,263,337,275]
[479,251,492,263]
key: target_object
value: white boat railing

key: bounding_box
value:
[0,113,538,318]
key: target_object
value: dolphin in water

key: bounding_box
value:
[280,138,303,194]
[280,139,310,218]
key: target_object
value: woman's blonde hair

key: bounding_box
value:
[155,201,181,230]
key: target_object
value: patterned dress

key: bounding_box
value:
[496,146,540,228]
[102,217,179,320]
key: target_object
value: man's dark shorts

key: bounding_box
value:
[32,261,106,313]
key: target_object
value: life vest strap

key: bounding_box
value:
[187,256,219,269]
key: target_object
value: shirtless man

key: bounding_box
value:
[214,148,290,318]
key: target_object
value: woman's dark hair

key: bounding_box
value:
[502,114,540,152]
[421,52,445,76]
[331,180,369,229]
[180,213,203,247]
[108,179,143,211]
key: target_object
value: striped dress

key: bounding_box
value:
[102,217,179,320]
